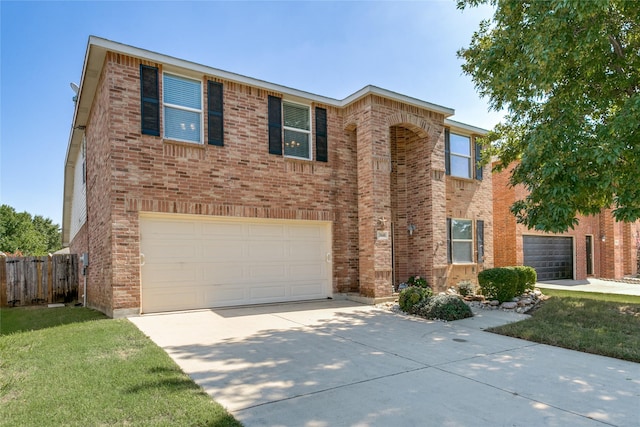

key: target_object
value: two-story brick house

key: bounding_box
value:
[493,162,640,281]
[62,37,493,318]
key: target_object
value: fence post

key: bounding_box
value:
[0,254,6,307]
[48,254,54,303]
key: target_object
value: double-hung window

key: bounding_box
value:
[449,218,473,263]
[283,101,311,159]
[163,73,202,143]
[449,133,472,179]
[445,130,483,180]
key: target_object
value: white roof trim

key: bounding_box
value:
[444,118,489,135]
[87,36,455,115]
[62,36,484,242]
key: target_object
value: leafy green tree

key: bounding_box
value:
[0,204,62,255]
[458,0,640,232]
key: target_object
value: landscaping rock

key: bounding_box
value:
[501,301,518,309]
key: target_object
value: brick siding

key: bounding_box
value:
[493,163,640,280]
[70,50,494,315]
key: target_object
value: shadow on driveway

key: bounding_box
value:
[130,300,640,427]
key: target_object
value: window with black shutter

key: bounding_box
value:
[476,219,484,262]
[140,65,160,136]
[446,218,452,264]
[315,107,327,162]
[444,129,451,175]
[268,95,282,155]
[207,81,224,146]
[475,140,483,181]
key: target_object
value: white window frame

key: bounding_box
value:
[162,72,204,144]
[450,133,472,179]
[282,100,312,160]
[451,218,474,264]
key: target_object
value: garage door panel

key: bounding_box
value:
[140,215,331,313]
[249,285,287,300]
[248,241,286,260]
[291,283,325,297]
[247,264,287,280]
[201,240,245,259]
[201,263,247,283]
[143,242,199,261]
[289,225,324,240]
[523,236,573,281]
[143,219,198,236]
[288,241,324,261]
[248,223,286,238]
[144,263,199,286]
[203,286,246,306]
[201,222,245,237]
[290,263,326,279]
[142,288,200,312]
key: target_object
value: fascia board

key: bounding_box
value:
[445,118,489,135]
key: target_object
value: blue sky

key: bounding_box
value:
[0,0,499,229]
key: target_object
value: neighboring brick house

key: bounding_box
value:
[62,36,493,318]
[493,162,640,281]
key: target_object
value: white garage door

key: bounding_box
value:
[139,214,332,313]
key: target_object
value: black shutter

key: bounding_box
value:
[315,107,328,162]
[268,95,282,155]
[207,81,224,146]
[446,218,452,264]
[476,220,484,262]
[140,65,159,136]
[444,128,451,175]
[475,139,483,180]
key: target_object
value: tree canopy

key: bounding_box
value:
[458,0,640,232]
[0,204,62,256]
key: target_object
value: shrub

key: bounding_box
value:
[458,281,475,297]
[406,275,429,289]
[512,266,537,294]
[478,267,519,303]
[398,286,430,314]
[417,295,473,321]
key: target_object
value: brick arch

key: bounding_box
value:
[386,112,433,139]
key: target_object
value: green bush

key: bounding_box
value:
[406,275,429,288]
[478,267,519,303]
[398,286,430,314]
[458,281,475,297]
[512,266,537,294]
[417,295,473,321]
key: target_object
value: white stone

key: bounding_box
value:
[501,302,518,309]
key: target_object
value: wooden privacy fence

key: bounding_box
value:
[0,254,78,307]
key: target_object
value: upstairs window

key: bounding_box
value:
[283,101,311,159]
[163,73,202,143]
[445,130,483,180]
[449,133,472,178]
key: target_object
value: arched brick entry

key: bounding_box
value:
[390,125,430,288]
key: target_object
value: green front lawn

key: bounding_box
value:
[489,289,640,362]
[0,306,242,427]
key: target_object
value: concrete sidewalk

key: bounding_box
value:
[130,300,640,426]
[536,278,640,296]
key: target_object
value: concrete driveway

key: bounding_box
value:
[130,300,640,427]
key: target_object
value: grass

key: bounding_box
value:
[0,306,242,427]
[489,290,640,362]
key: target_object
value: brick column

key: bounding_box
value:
[429,130,448,290]
[356,110,393,298]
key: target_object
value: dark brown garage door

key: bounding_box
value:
[523,236,573,281]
